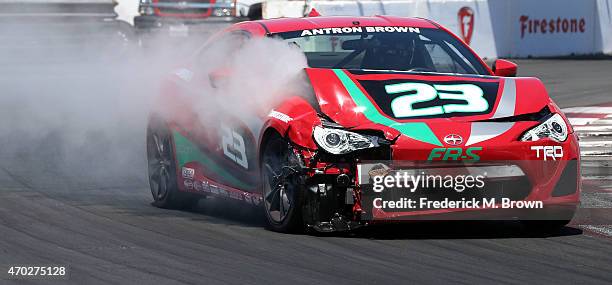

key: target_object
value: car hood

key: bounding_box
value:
[304,68,553,146]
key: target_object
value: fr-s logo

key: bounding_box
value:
[428,147,482,161]
[221,125,248,169]
[531,146,563,161]
[385,83,488,118]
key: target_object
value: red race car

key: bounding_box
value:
[146,15,580,233]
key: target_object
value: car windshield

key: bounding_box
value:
[275,27,489,75]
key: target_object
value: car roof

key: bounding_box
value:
[249,15,440,34]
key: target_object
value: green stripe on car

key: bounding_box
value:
[173,131,254,191]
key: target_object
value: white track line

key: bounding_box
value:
[579,140,612,147]
[574,125,612,132]
[581,225,612,238]
[563,107,612,113]
[569,118,601,126]
[563,105,612,158]
[590,119,612,125]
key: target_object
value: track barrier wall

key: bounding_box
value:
[263,0,612,58]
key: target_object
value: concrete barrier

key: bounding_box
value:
[425,0,497,58]
[596,0,612,54]
[490,0,598,57]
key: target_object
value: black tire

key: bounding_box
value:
[146,117,198,210]
[260,132,304,233]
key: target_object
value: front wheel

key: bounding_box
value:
[260,133,305,233]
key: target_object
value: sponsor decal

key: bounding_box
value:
[444,134,463,146]
[202,180,210,193]
[428,147,482,161]
[299,26,420,37]
[519,16,586,39]
[181,167,195,179]
[183,179,194,190]
[458,7,475,45]
[268,110,293,123]
[243,193,252,205]
[229,192,243,201]
[531,145,563,161]
[180,172,264,205]
[209,184,219,194]
[218,189,229,197]
[194,181,203,192]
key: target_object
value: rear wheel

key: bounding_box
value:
[147,117,198,209]
[260,133,304,233]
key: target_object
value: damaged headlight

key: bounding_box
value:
[520,113,568,142]
[313,126,379,154]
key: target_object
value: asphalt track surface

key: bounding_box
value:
[1,55,612,283]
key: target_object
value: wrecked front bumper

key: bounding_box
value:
[298,148,580,232]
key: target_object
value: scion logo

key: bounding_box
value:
[458,7,475,45]
[443,134,463,146]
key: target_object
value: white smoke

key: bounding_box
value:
[0,17,309,188]
[194,37,309,119]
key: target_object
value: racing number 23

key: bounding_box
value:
[221,125,248,169]
[385,83,488,118]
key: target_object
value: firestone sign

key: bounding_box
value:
[505,0,595,57]
[519,15,586,38]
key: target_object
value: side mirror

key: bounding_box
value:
[492,59,518,77]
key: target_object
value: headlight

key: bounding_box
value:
[520,113,568,142]
[313,126,378,154]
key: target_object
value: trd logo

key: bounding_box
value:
[530,146,563,161]
[428,147,482,161]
